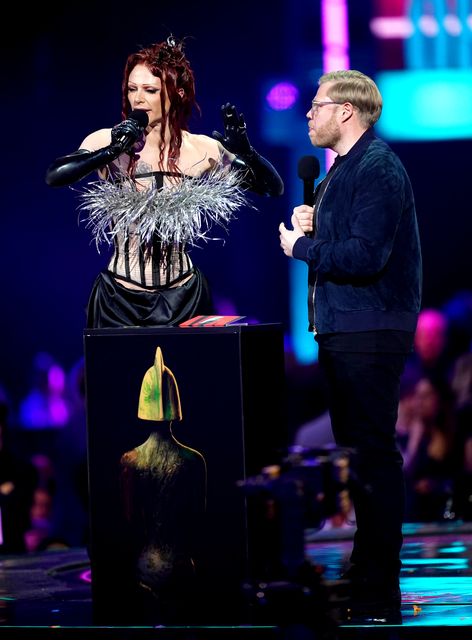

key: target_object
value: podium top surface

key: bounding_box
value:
[83,322,284,337]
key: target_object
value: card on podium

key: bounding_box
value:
[179,315,247,327]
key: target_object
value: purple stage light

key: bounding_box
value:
[266,82,299,110]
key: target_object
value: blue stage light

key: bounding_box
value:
[376,69,472,141]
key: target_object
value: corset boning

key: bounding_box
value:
[107,232,193,289]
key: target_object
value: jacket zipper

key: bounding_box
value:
[310,173,335,334]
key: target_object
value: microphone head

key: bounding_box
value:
[298,155,320,181]
[129,109,149,128]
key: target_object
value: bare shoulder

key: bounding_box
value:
[79,128,112,152]
[182,132,234,172]
[185,132,220,156]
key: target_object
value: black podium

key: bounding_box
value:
[83,323,287,624]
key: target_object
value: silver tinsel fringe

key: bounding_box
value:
[75,166,256,251]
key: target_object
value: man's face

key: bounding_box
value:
[306,82,343,150]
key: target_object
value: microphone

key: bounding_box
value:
[297,155,320,207]
[45,110,150,187]
[113,109,149,150]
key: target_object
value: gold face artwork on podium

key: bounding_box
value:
[119,346,207,620]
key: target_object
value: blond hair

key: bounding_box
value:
[319,70,382,128]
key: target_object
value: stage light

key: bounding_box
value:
[376,69,472,141]
[265,82,299,111]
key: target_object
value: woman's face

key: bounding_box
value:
[127,64,170,127]
[414,378,440,420]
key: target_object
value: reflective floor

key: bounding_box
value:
[2,521,472,638]
[307,520,472,636]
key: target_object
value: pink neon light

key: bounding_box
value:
[322,0,348,50]
[79,569,92,583]
[370,14,470,39]
[370,17,414,38]
[321,0,349,170]
[324,52,350,71]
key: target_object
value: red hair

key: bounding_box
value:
[121,37,199,174]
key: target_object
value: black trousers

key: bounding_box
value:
[318,346,408,581]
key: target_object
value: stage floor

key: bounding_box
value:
[1,521,472,638]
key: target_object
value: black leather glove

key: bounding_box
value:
[45,147,120,187]
[46,115,149,187]
[212,103,253,157]
[111,118,143,152]
[212,102,284,197]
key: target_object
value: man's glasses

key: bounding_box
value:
[310,100,344,115]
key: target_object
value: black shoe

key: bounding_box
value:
[341,604,403,626]
[339,564,401,613]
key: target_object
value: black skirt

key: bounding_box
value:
[86,269,214,329]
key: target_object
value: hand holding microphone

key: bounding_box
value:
[45,110,149,187]
[297,155,320,237]
[279,155,320,253]
[111,110,149,153]
[297,155,320,206]
[292,204,315,235]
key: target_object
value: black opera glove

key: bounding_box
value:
[212,103,254,158]
[212,102,284,197]
[110,118,143,152]
[45,147,117,187]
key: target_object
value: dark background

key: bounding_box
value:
[1,0,470,414]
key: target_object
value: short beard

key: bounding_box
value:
[314,116,341,149]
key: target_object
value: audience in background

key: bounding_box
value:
[50,357,89,547]
[19,352,70,432]
[443,290,472,360]
[17,352,70,487]
[402,375,456,521]
[14,353,88,552]
[0,386,37,554]
[450,353,472,520]
[404,308,453,386]
[24,484,56,552]
[394,372,420,471]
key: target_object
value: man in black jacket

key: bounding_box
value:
[279,70,422,617]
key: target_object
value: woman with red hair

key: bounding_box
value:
[46,37,283,328]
